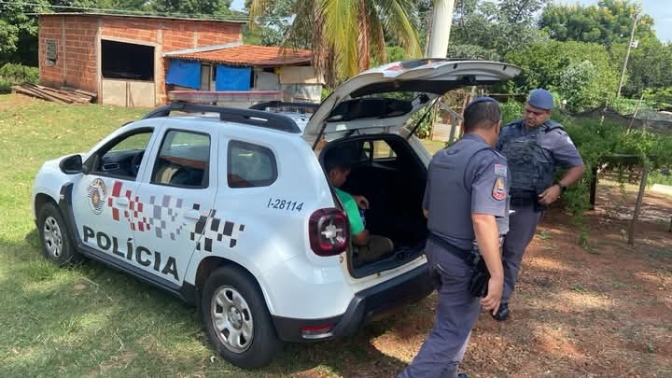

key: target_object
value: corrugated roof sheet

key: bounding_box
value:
[166,45,312,67]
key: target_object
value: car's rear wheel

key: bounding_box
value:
[201,266,282,369]
[38,202,81,266]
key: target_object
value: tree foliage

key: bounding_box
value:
[619,41,672,99]
[149,0,233,16]
[248,0,423,86]
[506,41,619,112]
[241,0,295,47]
[540,0,657,47]
[538,0,671,108]
[449,0,550,58]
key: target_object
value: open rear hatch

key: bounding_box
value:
[311,59,522,277]
[303,59,522,145]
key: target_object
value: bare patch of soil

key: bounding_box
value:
[308,182,672,377]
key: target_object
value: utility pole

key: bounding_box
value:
[617,12,640,98]
[426,0,456,58]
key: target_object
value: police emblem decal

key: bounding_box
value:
[87,178,107,215]
[492,177,506,201]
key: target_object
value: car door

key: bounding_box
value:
[131,126,218,286]
[72,125,157,257]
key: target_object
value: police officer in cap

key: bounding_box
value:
[398,96,509,378]
[493,89,585,321]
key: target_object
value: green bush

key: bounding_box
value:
[648,169,672,186]
[501,101,523,124]
[0,63,39,85]
[555,116,672,247]
[609,96,655,115]
[0,78,11,94]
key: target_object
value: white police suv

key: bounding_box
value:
[31,59,521,369]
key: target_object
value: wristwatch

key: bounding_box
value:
[556,182,567,194]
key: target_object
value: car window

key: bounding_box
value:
[227,140,277,188]
[151,130,211,189]
[361,140,396,161]
[91,128,154,181]
[109,132,152,152]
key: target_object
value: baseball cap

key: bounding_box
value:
[527,89,554,110]
[468,96,497,106]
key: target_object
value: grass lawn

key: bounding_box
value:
[0,94,423,378]
[1,94,671,378]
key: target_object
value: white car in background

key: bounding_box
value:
[248,101,319,132]
[31,59,521,369]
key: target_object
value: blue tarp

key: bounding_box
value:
[166,59,201,89]
[215,65,252,91]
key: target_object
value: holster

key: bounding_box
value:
[467,253,490,297]
[510,189,546,213]
[428,233,491,298]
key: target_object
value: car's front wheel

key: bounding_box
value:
[37,202,81,266]
[201,266,282,369]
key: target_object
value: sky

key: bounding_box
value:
[231,0,672,43]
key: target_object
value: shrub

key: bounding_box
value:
[0,78,11,94]
[0,63,39,85]
[558,116,672,247]
[501,101,523,124]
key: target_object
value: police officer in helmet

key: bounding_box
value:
[398,97,509,378]
[493,89,585,321]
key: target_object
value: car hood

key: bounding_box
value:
[302,59,522,141]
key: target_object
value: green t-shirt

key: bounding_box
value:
[334,187,365,235]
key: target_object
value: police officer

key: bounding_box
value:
[493,89,585,321]
[397,97,509,378]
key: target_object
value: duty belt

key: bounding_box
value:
[427,232,495,298]
[428,233,504,264]
[428,232,480,267]
[510,189,545,212]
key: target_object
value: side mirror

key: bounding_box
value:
[59,154,84,174]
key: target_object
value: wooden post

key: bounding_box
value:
[589,165,598,210]
[628,164,649,245]
[627,91,645,133]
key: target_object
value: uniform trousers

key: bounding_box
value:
[397,238,481,378]
[501,203,544,302]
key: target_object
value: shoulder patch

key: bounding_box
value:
[494,163,507,176]
[492,177,506,201]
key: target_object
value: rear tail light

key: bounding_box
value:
[308,208,350,256]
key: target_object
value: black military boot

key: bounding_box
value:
[458,373,469,378]
[492,302,509,321]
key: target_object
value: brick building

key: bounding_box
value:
[37,13,318,107]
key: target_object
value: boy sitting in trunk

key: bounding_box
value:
[324,148,394,263]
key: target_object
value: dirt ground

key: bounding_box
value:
[342,181,672,378]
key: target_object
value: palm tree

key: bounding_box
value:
[248,0,423,85]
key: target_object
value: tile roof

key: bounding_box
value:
[34,12,246,24]
[166,45,312,67]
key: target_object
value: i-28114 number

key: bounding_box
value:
[267,198,304,212]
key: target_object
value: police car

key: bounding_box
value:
[31,59,521,369]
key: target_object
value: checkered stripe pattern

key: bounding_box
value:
[108,181,150,232]
[147,194,186,241]
[106,181,245,250]
[190,208,246,252]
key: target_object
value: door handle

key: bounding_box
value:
[116,198,129,207]
[183,209,202,223]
